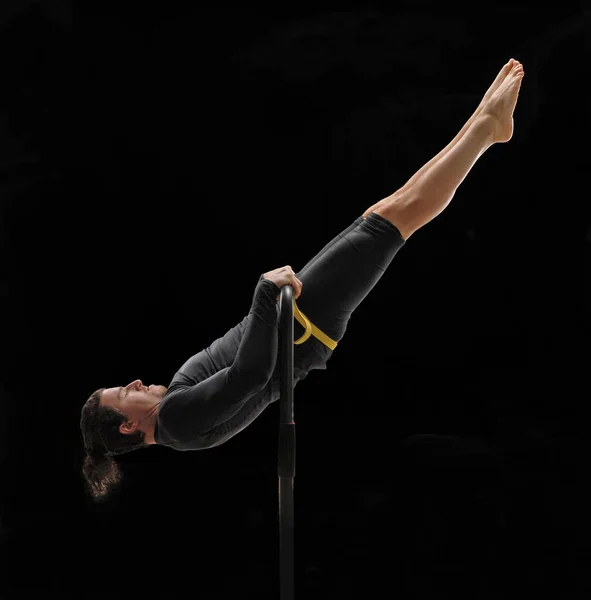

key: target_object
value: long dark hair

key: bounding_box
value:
[80,387,148,502]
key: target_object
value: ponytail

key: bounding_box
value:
[82,446,123,502]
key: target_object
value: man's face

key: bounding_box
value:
[100,380,168,431]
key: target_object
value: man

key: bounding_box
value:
[80,59,524,501]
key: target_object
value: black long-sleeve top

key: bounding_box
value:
[154,274,284,450]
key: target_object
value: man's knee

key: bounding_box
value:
[371,196,416,240]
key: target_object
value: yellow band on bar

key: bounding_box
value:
[293,299,338,351]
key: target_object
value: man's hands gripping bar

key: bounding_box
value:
[263,265,303,300]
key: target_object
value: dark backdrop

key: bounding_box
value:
[1,1,590,598]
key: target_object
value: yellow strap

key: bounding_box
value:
[293,299,338,350]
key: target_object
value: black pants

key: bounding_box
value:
[296,212,405,341]
[290,211,406,378]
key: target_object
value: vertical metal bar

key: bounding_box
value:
[278,284,295,600]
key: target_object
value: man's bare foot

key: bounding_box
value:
[469,58,515,122]
[479,61,525,143]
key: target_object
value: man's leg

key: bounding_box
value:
[397,59,516,195]
[363,58,516,217]
[363,60,524,239]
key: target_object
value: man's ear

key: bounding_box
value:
[119,421,138,435]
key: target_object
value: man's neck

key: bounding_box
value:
[141,404,160,445]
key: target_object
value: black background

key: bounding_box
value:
[1,1,590,598]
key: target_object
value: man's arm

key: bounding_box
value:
[159,365,267,438]
[205,274,278,371]
[159,277,281,439]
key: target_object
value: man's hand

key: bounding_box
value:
[263,265,302,300]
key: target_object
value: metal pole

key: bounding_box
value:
[278,284,295,600]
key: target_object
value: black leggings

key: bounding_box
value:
[292,212,405,363]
